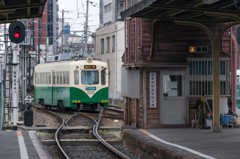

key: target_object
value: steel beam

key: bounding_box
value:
[175,20,221,132]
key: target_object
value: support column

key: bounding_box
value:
[175,21,239,132]
[211,42,221,132]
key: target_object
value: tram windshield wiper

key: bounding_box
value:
[85,77,92,85]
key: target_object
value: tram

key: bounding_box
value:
[34,57,109,110]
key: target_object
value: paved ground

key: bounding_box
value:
[146,128,240,159]
[0,131,51,159]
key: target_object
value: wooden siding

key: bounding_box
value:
[124,18,231,65]
[124,97,144,128]
[146,72,160,125]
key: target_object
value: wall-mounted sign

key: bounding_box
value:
[149,72,157,108]
[188,46,208,53]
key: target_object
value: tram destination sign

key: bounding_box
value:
[84,65,96,69]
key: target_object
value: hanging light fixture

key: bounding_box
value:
[202,0,220,4]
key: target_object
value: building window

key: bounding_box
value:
[107,37,110,53]
[104,3,111,13]
[112,35,115,52]
[118,2,124,19]
[188,57,230,97]
[101,39,104,54]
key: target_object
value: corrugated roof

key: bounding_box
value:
[0,0,47,24]
[121,0,240,23]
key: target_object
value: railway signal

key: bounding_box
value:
[9,21,25,44]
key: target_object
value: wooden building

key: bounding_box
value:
[121,0,239,129]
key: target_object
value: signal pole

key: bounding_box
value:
[12,44,19,130]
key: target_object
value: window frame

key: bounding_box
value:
[74,70,79,85]
[101,38,104,54]
[81,70,100,85]
[112,35,115,52]
[107,37,110,53]
[101,70,106,85]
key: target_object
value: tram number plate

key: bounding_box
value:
[86,87,96,90]
[84,65,96,69]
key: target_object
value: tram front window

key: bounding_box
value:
[82,71,99,85]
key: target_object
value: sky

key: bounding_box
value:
[58,0,100,36]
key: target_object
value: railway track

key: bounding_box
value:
[32,104,74,159]
[32,104,129,159]
[80,108,130,159]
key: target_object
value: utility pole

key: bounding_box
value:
[62,9,64,54]
[84,0,89,54]
[45,23,48,62]
[60,10,70,54]
[38,18,41,64]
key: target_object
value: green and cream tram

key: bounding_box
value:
[34,57,109,110]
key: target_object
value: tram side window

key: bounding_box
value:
[43,73,46,84]
[40,73,43,85]
[37,73,40,84]
[57,72,59,84]
[35,73,37,85]
[53,72,55,84]
[49,72,51,84]
[60,72,63,84]
[66,71,69,84]
[101,70,106,85]
[74,70,79,85]
[63,72,66,84]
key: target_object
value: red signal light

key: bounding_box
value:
[14,33,20,38]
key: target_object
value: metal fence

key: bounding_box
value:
[187,57,230,98]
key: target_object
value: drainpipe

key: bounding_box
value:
[231,33,238,114]
[114,25,117,103]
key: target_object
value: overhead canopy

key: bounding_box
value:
[121,0,240,23]
[0,0,47,24]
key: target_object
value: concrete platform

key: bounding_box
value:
[123,128,240,159]
[0,131,51,159]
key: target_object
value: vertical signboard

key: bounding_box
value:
[48,0,53,44]
[149,72,157,108]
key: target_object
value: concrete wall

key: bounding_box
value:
[95,21,125,101]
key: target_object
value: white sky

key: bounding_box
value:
[58,0,99,36]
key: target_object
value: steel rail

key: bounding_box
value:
[49,110,70,159]
[32,105,73,159]
[80,108,130,159]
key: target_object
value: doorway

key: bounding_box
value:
[161,71,186,124]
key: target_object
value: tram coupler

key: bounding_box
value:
[78,104,83,111]
[97,103,101,110]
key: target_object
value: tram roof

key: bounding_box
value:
[35,60,107,68]
[121,0,240,23]
[0,0,47,24]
